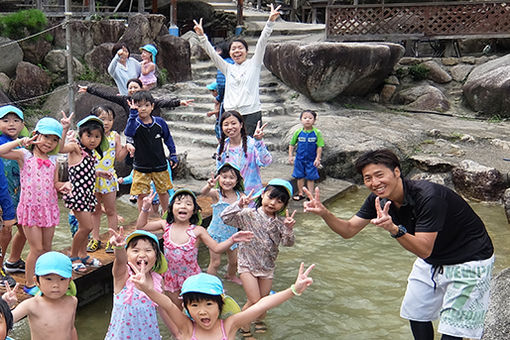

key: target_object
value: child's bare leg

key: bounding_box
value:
[296,178,305,196]
[7,225,26,263]
[158,192,169,214]
[225,248,242,285]
[41,227,55,253]
[240,272,265,331]
[23,226,44,287]
[102,191,119,232]
[91,194,103,240]
[0,221,14,268]
[71,211,94,260]
[207,248,221,276]
[254,278,273,324]
[306,179,315,195]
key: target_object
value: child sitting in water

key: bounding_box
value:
[7,252,78,340]
[131,261,314,340]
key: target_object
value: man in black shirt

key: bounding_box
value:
[304,149,494,340]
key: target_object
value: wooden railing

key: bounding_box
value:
[326,1,510,41]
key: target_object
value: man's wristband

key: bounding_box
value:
[391,225,407,239]
[290,284,301,296]
[113,245,124,250]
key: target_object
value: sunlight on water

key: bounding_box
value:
[10,188,510,340]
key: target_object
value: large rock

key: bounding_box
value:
[481,268,510,340]
[452,160,507,201]
[119,14,166,52]
[463,54,510,117]
[43,50,85,83]
[90,19,126,45]
[394,85,450,112]
[0,73,10,93]
[9,62,51,103]
[69,21,94,58]
[421,60,452,83]
[84,43,116,75]
[263,42,404,102]
[450,64,473,82]
[0,38,23,77]
[19,38,52,65]
[156,35,192,83]
[503,188,510,224]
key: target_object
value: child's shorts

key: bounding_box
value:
[130,170,172,195]
[292,158,319,181]
[400,256,494,340]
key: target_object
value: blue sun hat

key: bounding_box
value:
[125,230,168,274]
[180,273,241,319]
[35,117,63,139]
[76,115,109,153]
[168,189,202,225]
[216,162,244,192]
[255,178,293,199]
[35,251,72,278]
[207,82,217,91]
[0,105,23,120]
[140,44,158,63]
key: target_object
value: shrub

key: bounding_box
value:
[408,64,430,81]
[0,9,50,41]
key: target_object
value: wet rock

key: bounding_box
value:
[450,64,473,82]
[119,14,166,52]
[0,37,23,77]
[482,268,510,340]
[90,19,126,45]
[9,62,51,103]
[421,60,452,83]
[463,54,510,118]
[20,38,52,65]
[263,41,405,101]
[84,43,116,75]
[156,35,192,83]
[0,73,10,93]
[394,85,450,112]
[452,160,507,201]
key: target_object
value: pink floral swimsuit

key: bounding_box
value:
[163,224,201,292]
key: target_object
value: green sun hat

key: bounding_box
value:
[76,115,109,153]
[169,189,203,226]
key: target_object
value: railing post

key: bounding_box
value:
[36,0,43,10]
[169,0,179,36]
[89,0,95,13]
[64,0,75,115]
[138,0,144,13]
[236,0,244,35]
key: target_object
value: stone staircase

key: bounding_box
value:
[152,3,326,184]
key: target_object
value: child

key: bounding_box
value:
[200,163,244,284]
[0,117,70,295]
[61,115,109,273]
[88,105,127,254]
[139,44,158,90]
[221,178,296,335]
[0,105,27,286]
[131,261,314,340]
[288,110,324,201]
[124,90,178,213]
[10,251,78,340]
[0,298,14,340]
[136,188,253,308]
[206,81,220,129]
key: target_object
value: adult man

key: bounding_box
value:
[304,149,494,340]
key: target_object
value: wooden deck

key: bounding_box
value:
[2,178,353,308]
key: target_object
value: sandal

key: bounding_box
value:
[239,328,253,338]
[254,321,267,333]
[81,255,102,268]
[86,239,101,252]
[292,194,305,201]
[70,257,87,273]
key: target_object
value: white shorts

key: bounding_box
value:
[400,256,494,339]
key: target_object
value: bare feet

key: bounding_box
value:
[225,275,243,285]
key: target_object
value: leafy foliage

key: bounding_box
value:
[0,9,49,41]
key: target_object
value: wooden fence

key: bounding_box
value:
[326,1,510,41]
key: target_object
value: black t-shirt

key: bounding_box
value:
[356,178,494,265]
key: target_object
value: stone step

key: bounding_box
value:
[175,92,286,104]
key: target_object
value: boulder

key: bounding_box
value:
[19,38,52,65]
[9,62,51,103]
[0,73,10,93]
[441,57,458,66]
[90,19,127,45]
[119,14,166,52]
[450,64,473,82]
[409,171,453,188]
[43,50,85,81]
[394,85,450,112]
[409,154,456,173]
[156,35,192,83]
[181,31,208,62]
[263,42,405,102]
[421,60,452,83]
[380,84,396,103]
[0,38,23,77]
[481,268,510,340]
[0,89,11,106]
[41,85,70,121]
[503,188,510,224]
[463,54,510,117]
[84,43,116,75]
[451,160,507,201]
[69,21,94,58]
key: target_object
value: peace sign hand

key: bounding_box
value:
[20,135,40,148]
[141,190,157,212]
[2,282,19,308]
[370,197,395,233]
[193,18,204,36]
[284,209,297,229]
[128,261,151,292]
[127,99,137,110]
[109,226,126,248]
[238,189,254,208]
[207,173,219,189]
[253,121,268,140]
[293,262,315,295]
[60,111,74,130]
[269,3,282,22]
[303,187,327,216]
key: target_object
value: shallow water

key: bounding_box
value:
[9,188,510,339]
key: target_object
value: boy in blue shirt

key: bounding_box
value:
[125,91,177,213]
[288,110,324,201]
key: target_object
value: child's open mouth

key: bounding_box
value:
[136,260,148,266]
[200,318,211,326]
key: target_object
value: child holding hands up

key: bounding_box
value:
[130,262,314,340]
